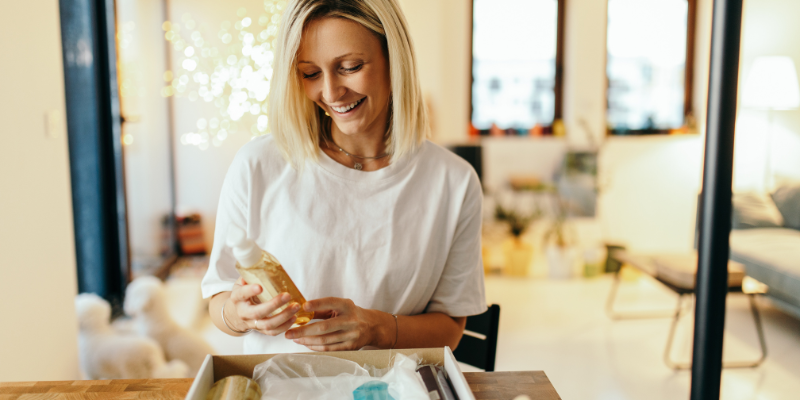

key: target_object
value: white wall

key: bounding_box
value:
[117,0,176,268]
[734,0,800,189]
[598,136,704,252]
[169,0,266,251]
[593,0,707,252]
[161,0,800,254]
[481,137,568,192]
[399,0,471,145]
[599,0,800,252]
[0,0,80,381]
[562,0,609,148]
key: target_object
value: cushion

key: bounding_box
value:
[729,228,800,307]
[771,180,800,230]
[650,253,744,290]
[732,192,784,229]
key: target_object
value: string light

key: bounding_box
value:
[162,0,287,150]
[117,21,143,147]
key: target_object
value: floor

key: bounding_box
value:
[482,275,800,400]
[163,269,800,400]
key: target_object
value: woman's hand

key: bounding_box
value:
[227,278,301,336]
[284,297,394,351]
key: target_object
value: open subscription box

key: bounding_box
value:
[185,347,475,399]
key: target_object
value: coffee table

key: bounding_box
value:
[605,249,767,369]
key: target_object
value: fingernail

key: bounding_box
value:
[293,339,300,343]
[282,293,291,301]
[292,304,300,311]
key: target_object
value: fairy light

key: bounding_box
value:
[117,20,143,147]
[162,0,288,150]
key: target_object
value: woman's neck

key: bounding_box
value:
[322,123,391,171]
[329,124,387,158]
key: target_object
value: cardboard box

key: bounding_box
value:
[186,347,474,399]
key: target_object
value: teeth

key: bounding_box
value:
[331,98,362,113]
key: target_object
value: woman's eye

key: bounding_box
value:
[343,64,363,73]
[302,71,320,79]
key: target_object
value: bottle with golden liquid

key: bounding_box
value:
[227,227,314,325]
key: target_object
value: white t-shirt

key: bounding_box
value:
[201,135,486,354]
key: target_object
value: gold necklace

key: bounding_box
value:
[323,136,390,170]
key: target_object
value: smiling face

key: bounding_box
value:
[297,17,392,140]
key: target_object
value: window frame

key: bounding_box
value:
[605,0,698,135]
[469,0,567,134]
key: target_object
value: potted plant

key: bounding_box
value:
[543,196,578,279]
[495,204,540,276]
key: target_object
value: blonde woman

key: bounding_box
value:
[202,0,485,354]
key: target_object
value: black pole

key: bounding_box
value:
[60,0,129,312]
[691,0,743,398]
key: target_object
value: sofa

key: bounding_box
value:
[728,180,800,319]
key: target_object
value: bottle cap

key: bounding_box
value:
[226,226,262,268]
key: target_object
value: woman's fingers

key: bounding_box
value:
[312,310,336,320]
[230,281,262,303]
[239,293,293,320]
[282,297,375,351]
[303,297,354,314]
[303,339,361,352]
[285,316,354,339]
[254,301,300,331]
[304,344,352,352]
[292,330,356,347]
[262,314,298,336]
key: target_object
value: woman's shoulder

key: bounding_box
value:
[417,140,480,183]
[234,134,283,161]
[230,134,289,174]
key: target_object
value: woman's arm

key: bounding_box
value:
[284,297,467,351]
[391,312,467,350]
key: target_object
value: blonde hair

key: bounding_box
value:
[268,0,429,168]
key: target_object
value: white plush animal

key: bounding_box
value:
[75,293,189,379]
[124,276,214,375]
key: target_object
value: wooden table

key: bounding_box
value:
[464,371,561,399]
[0,371,561,400]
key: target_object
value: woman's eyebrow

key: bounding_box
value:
[333,52,364,61]
[297,52,365,65]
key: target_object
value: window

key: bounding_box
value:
[471,0,565,134]
[606,0,697,134]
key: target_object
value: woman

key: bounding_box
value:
[202,0,485,354]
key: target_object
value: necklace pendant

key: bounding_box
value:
[353,162,363,170]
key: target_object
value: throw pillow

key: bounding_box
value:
[772,180,800,230]
[732,192,785,229]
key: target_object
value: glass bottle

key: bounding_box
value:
[227,227,314,325]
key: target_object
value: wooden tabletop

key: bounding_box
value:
[0,371,560,400]
[464,371,561,400]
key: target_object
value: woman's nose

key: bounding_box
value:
[321,74,344,103]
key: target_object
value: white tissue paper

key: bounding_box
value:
[252,352,430,400]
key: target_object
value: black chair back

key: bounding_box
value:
[452,304,500,371]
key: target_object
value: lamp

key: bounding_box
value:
[741,56,800,190]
